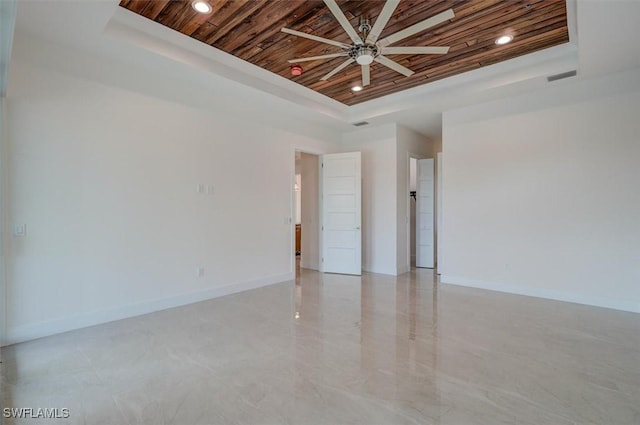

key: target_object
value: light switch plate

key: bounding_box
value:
[13,224,26,237]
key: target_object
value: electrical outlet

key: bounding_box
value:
[197,267,204,278]
[206,185,214,195]
[196,184,205,194]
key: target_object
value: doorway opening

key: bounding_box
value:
[408,156,436,270]
[294,151,320,276]
[409,157,418,268]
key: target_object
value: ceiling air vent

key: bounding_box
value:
[547,70,577,82]
[352,121,369,127]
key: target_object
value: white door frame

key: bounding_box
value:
[416,158,435,268]
[290,147,324,275]
[436,152,443,273]
[406,152,423,271]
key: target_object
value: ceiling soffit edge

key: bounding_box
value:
[106,7,349,121]
[347,43,579,124]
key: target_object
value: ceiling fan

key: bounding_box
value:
[281,0,455,87]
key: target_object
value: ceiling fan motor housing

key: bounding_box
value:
[350,44,379,65]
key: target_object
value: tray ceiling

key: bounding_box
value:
[119,0,569,106]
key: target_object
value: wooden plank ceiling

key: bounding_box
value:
[119,0,569,106]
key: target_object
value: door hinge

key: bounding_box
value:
[322,257,324,263]
[321,225,324,231]
[321,162,324,168]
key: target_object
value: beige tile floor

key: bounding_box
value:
[2,267,640,425]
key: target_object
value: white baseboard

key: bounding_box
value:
[300,262,318,271]
[3,272,294,346]
[440,275,640,314]
[363,265,398,276]
[397,264,410,275]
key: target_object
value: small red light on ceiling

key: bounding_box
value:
[290,65,303,76]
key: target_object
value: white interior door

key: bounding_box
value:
[416,158,434,268]
[321,152,361,275]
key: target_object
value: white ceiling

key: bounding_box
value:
[6,0,640,140]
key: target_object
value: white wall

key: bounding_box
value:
[4,55,336,344]
[441,69,640,313]
[429,139,443,270]
[342,124,397,275]
[340,124,433,275]
[300,153,319,270]
[295,173,301,225]
[0,97,7,344]
[396,126,433,274]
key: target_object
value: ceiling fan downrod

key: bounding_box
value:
[358,17,372,41]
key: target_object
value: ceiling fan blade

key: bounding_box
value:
[321,58,355,81]
[362,64,370,86]
[378,8,454,47]
[374,55,414,77]
[323,0,362,44]
[281,28,350,49]
[366,0,400,44]
[381,46,450,55]
[288,53,349,63]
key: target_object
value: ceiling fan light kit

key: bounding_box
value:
[281,0,454,89]
[354,46,377,65]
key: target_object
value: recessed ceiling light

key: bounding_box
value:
[192,0,212,14]
[495,35,514,45]
[351,85,363,92]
